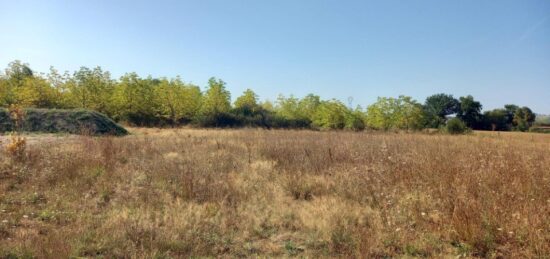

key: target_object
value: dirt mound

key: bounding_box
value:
[0,108,128,136]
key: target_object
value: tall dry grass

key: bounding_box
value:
[0,128,549,258]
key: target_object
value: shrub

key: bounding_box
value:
[445,118,469,134]
[4,134,26,162]
[529,127,550,134]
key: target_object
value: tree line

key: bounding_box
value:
[0,61,539,132]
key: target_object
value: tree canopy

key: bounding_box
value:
[365,96,425,130]
[0,61,542,132]
[424,93,460,128]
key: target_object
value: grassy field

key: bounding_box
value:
[0,128,549,258]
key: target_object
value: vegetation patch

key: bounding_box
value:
[0,108,128,136]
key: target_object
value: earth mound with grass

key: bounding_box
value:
[0,108,128,136]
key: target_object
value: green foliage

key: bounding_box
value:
[424,93,460,128]
[365,96,425,130]
[483,109,509,131]
[445,118,468,134]
[457,95,483,129]
[312,100,348,129]
[111,73,159,126]
[504,104,519,125]
[483,104,536,132]
[529,127,550,134]
[275,95,302,120]
[4,60,33,84]
[345,107,366,131]
[65,67,114,115]
[201,77,231,116]
[298,94,321,120]
[234,89,258,112]
[513,107,535,132]
[0,60,541,133]
[0,61,61,108]
[231,89,275,128]
[154,78,202,124]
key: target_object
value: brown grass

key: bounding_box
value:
[0,128,549,258]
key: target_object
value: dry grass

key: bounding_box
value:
[0,128,549,258]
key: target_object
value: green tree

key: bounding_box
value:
[200,77,231,115]
[483,109,508,131]
[345,106,366,131]
[513,106,535,131]
[275,94,301,120]
[298,94,321,121]
[423,93,460,128]
[0,61,61,108]
[65,67,114,115]
[234,89,259,114]
[111,73,158,125]
[196,77,233,127]
[4,60,33,85]
[504,104,519,126]
[154,77,202,124]
[0,78,9,106]
[46,67,72,108]
[1,61,36,106]
[366,96,425,130]
[457,95,483,129]
[15,77,60,108]
[311,99,348,129]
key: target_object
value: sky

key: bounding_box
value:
[1,0,549,113]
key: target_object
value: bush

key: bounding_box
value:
[0,108,128,136]
[194,112,240,128]
[445,118,469,135]
[529,127,550,134]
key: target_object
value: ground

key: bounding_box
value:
[0,128,549,258]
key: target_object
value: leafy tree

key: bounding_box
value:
[312,99,348,129]
[65,67,115,115]
[0,78,8,105]
[483,109,509,131]
[234,89,259,114]
[298,94,321,121]
[14,77,61,108]
[196,77,234,127]
[260,99,274,111]
[366,96,425,130]
[423,93,460,128]
[275,94,301,120]
[4,60,33,85]
[200,77,231,115]
[273,95,310,127]
[154,78,202,124]
[46,67,72,107]
[232,89,277,128]
[1,61,36,106]
[513,106,535,131]
[111,73,159,125]
[0,62,61,108]
[457,95,483,129]
[503,104,519,127]
[345,106,366,131]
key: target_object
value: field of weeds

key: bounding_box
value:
[0,128,549,258]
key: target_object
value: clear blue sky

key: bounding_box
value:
[1,0,549,113]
